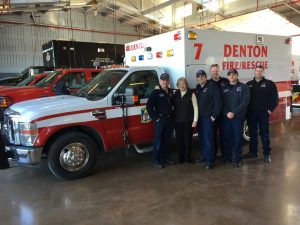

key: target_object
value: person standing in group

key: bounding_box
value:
[244,65,279,163]
[221,69,250,167]
[146,73,175,169]
[195,70,222,169]
[209,64,229,159]
[174,77,198,164]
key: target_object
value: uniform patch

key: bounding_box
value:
[223,89,229,93]
[261,83,266,88]
[236,87,242,91]
[248,84,253,88]
[203,88,208,93]
[141,107,151,123]
[159,93,165,97]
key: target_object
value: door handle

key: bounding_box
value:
[92,110,106,120]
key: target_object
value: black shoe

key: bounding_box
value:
[263,155,271,163]
[205,163,214,170]
[165,159,174,165]
[153,164,163,169]
[234,161,242,167]
[244,152,258,159]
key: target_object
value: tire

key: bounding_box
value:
[243,120,250,144]
[48,132,97,180]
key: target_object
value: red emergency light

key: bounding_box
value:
[156,51,163,58]
[174,31,181,41]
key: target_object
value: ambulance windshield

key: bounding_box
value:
[77,69,127,99]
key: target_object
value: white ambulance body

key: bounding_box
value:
[125,28,292,121]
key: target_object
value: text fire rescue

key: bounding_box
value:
[222,44,268,70]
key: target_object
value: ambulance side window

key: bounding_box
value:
[114,70,158,105]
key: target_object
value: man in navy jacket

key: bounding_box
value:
[221,69,250,167]
[245,65,278,163]
[146,73,174,168]
[195,70,222,169]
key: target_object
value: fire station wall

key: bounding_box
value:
[0,11,142,75]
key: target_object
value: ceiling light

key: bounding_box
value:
[70,2,87,6]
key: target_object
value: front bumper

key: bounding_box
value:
[5,145,42,165]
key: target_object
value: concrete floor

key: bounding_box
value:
[1,113,300,225]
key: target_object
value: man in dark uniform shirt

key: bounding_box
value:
[146,73,174,169]
[222,69,250,167]
[209,64,229,159]
[195,70,222,169]
[245,65,278,163]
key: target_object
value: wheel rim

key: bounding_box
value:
[59,143,89,171]
[243,121,250,142]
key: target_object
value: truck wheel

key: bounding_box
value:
[48,132,97,180]
[243,120,250,144]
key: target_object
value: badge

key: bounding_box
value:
[141,107,151,124]
[223,89,229,93]
[236,87,242,92]
[248,85,253,88]
[159,93,165,97]
[261,83,266,88]
[203,88,208,93]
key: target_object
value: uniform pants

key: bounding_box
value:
[214,115,225,157]
[223,116,244,163]
[247,111,271,156]
[152,117,173,165]
[175,122,193,163]
[198,116,215,164]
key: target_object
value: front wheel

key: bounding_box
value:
[48,132,98,180]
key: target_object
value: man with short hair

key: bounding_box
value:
[221,69,250,167]
[146,73,174,169]
[209,64,229,159]
[245,66,278,163]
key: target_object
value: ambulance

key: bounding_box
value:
[1,28,291,179]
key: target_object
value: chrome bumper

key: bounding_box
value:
[5,145,42,165]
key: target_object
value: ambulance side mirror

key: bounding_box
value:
[114,87,140,106]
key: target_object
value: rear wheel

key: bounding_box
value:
[48,132,97,180]
[243,120,250,144]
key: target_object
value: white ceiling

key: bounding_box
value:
[1,0,300,35]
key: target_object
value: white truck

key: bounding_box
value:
[2,28,291,179]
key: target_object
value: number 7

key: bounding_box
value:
[194,43,203,60]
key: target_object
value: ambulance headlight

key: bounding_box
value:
[19,122,38,146]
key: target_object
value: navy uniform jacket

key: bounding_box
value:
[209,77,229,89]
[246,77,278,112]
[146,86,174,121]
[221,81,250,118]
[195,80,222,118]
